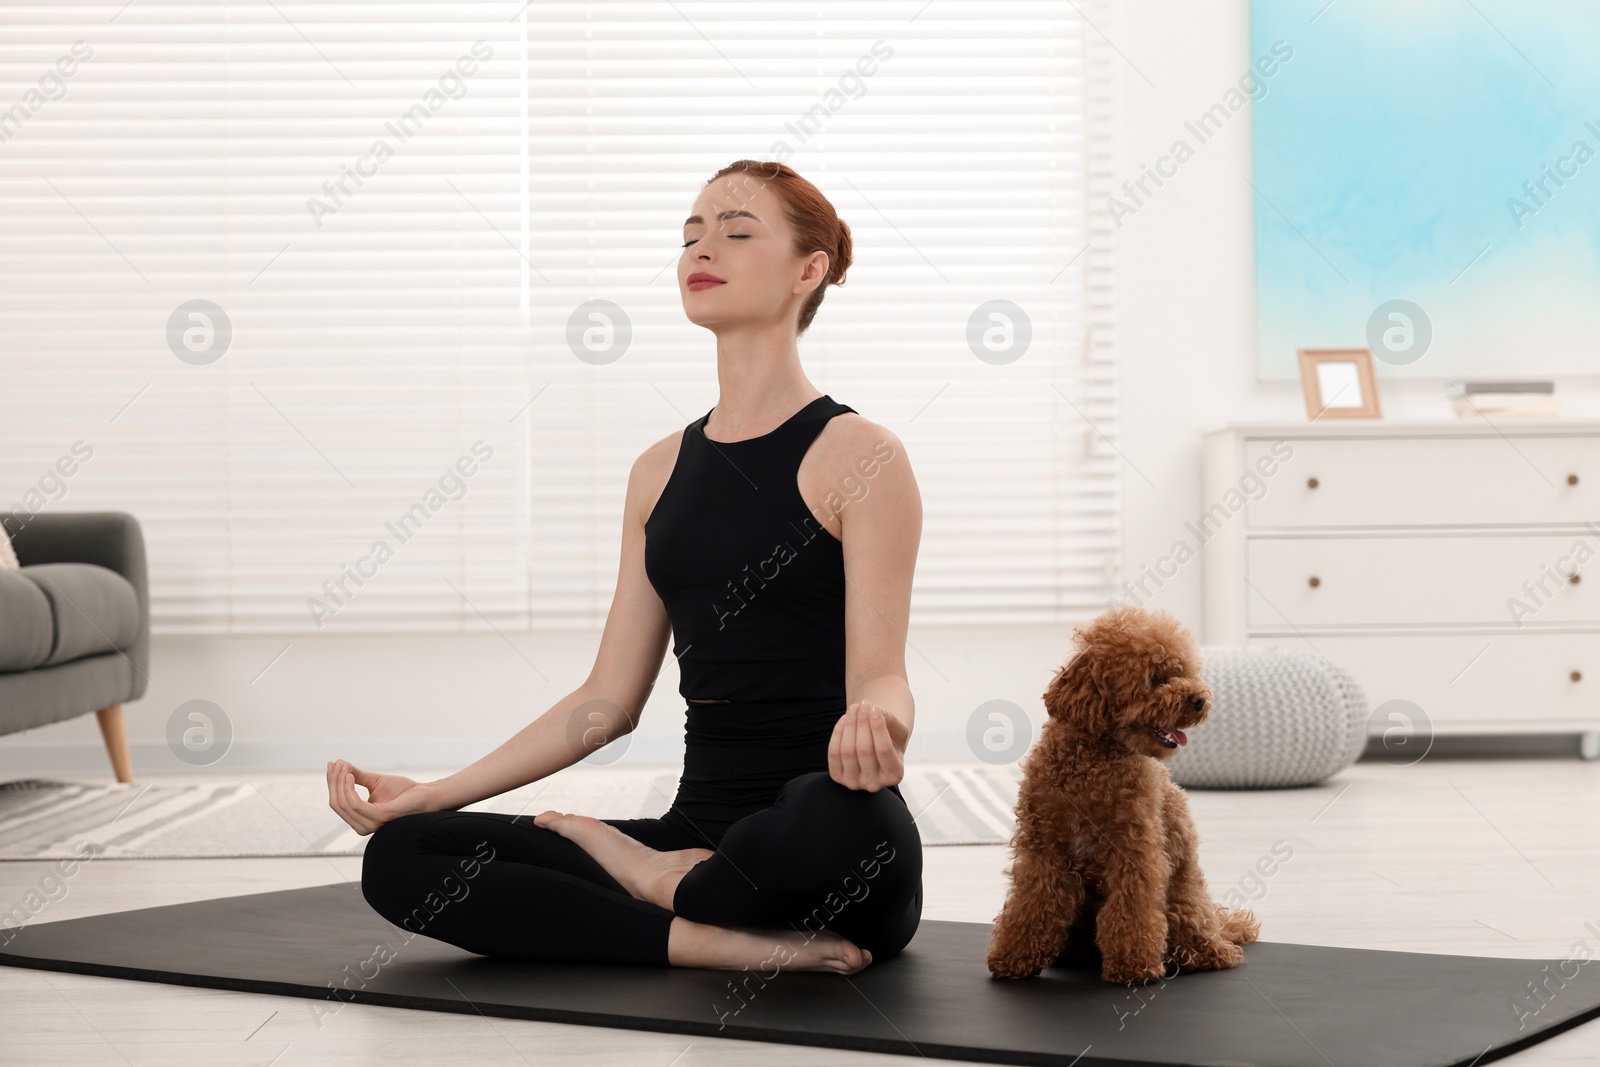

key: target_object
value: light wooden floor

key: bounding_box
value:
[3,755,1599,1065]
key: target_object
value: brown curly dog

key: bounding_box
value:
[985,604,1260,984]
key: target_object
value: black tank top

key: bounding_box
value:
[644,393,905,841]
[645,393,856,703]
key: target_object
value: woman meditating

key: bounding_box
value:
[328,159,925,975]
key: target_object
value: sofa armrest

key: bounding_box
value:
[2,510,150,701]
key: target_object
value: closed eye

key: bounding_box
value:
[682,234,751,247]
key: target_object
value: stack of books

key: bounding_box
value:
[1448,380,1559,418]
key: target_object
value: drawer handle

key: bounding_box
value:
[1571,572,1582,585]
[1570,473,1580,486]
[1307,476,1319,489]
[1308,576,1321,588]
[1573,670,1583,683]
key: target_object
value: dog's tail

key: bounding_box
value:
[1214,903,1261,945]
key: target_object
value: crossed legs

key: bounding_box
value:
[361,770,924,973]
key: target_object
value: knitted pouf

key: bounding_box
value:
[1164,645,1370,789]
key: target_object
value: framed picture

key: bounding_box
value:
[1297,348,1382,420]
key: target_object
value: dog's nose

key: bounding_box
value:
[1188,694,1207,712]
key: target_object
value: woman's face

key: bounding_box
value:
[678,173,827,333]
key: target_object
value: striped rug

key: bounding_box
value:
[0,763,1024,860]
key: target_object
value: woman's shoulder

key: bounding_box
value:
[822,405,908,462]
[631,425,690,526]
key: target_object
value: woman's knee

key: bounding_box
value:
[359,812,461,915]
[781,773,923,897]
[787,773,920,846]
[362,812,434,867]
[362,814,415,875]
[786,769,893,811]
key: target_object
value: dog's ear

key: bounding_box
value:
[1042,648,1104,731]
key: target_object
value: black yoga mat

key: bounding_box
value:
[3,882,1597,1067]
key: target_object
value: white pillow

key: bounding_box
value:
[0,527,18,570]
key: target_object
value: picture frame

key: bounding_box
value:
[1297,347,1382,420]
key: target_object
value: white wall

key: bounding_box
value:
[8,0,1596,777]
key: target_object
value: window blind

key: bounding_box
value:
[0,0,1120,634]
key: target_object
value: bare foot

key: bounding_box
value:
[534,810,713,911]
[669,916,874,974]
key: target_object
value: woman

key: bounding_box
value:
[328,159,924,976]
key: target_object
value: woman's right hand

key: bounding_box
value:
[326,758,438,836]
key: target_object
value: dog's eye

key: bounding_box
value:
[1150,673,1167,688]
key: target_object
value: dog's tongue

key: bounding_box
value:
[1172,728,1187,746]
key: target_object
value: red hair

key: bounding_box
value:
[703,159,853,336]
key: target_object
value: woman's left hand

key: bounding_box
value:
[829,702,908,792]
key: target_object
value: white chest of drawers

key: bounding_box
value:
[1198,420,1600,753]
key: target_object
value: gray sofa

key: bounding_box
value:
[0,511,149,782]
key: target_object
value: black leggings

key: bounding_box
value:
[359,770,925,967]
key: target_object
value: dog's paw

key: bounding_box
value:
[1100,955,1169,985]
[1171,937,1245,972]
[1215,904,1261,945]
[986,949,1044,980]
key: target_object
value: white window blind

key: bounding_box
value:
[1,0,1120,635]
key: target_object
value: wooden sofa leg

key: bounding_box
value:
[95,704,134,784]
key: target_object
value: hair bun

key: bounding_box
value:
[831,219,853,286]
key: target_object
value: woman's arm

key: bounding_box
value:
[421,686,638,811]
[830,420,922,791]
